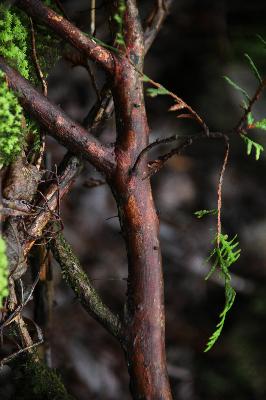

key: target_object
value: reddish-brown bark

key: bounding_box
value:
[108,2,173,398]
[0,57,115,175]
[16,0,114,74]
[1,1,174,398]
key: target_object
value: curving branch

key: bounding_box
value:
[0,57,115,176]
[50,231,123,340]
[131,131,226,177]
[16,0,114,74]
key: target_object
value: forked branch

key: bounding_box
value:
[0,57,115,175]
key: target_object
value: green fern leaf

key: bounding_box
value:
[194,209,218,219]
[146,87,170,97]
[223,76,250,101]
[247,112,254,126]
[241,134,264,160]
[204,233,240,351]
[254,118,266,131]
[244,53,262,83]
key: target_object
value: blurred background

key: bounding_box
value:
[3,0,266,399]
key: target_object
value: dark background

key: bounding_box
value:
[3,1,266,399]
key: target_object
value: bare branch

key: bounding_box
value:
[29,17,48,96]
[131,133,182,174]
[123,0,144,65]
[90,0,96,35]
[146,138,193,179]
[50,231,123,340]
[131,131,227,177]
[217,137,229,246]
[0,57,115,175]
[144,0,174,52]
[17,0,115,73]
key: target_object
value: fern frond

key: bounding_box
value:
[254,118,266,131]
[205,283,236,352]
[204,233,240,351]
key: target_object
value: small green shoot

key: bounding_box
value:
[247,112,254,126]
[194,209,218,219]
[146,86,169,97]
[241,134,264,160]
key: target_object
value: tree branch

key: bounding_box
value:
[0,57,115,175]
[123,0,144,65]
[17,0,115,74]
[50,231,123,341]
[144,0,174,53]
[110,2,173,398]
[131,131,226,177]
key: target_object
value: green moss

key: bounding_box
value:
[0,6,30,165]
[0,5,29,78]
[12,354,74,400]
[0,71,25,166]
[0,236,8,308]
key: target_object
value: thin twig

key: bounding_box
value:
[0,272,40,333]
[217,137,230,246]
[29,17,48,96]
[54,0,70,20]
[29,16,47,170]
[85,61,101,101]
[144,0,174,53]
[145,138,193,179]
[131,131,226,175]
[90,0,96,35]
[143,74,209,135]
[0,339,43,367]
[235,77,266,133]
[131,133,183,174]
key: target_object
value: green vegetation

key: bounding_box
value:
[0,71,25,166]
[0,5,29,165]
[204,234,241,351]
[114,0,126,47]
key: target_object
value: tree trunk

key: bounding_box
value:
[111,53,172,399]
